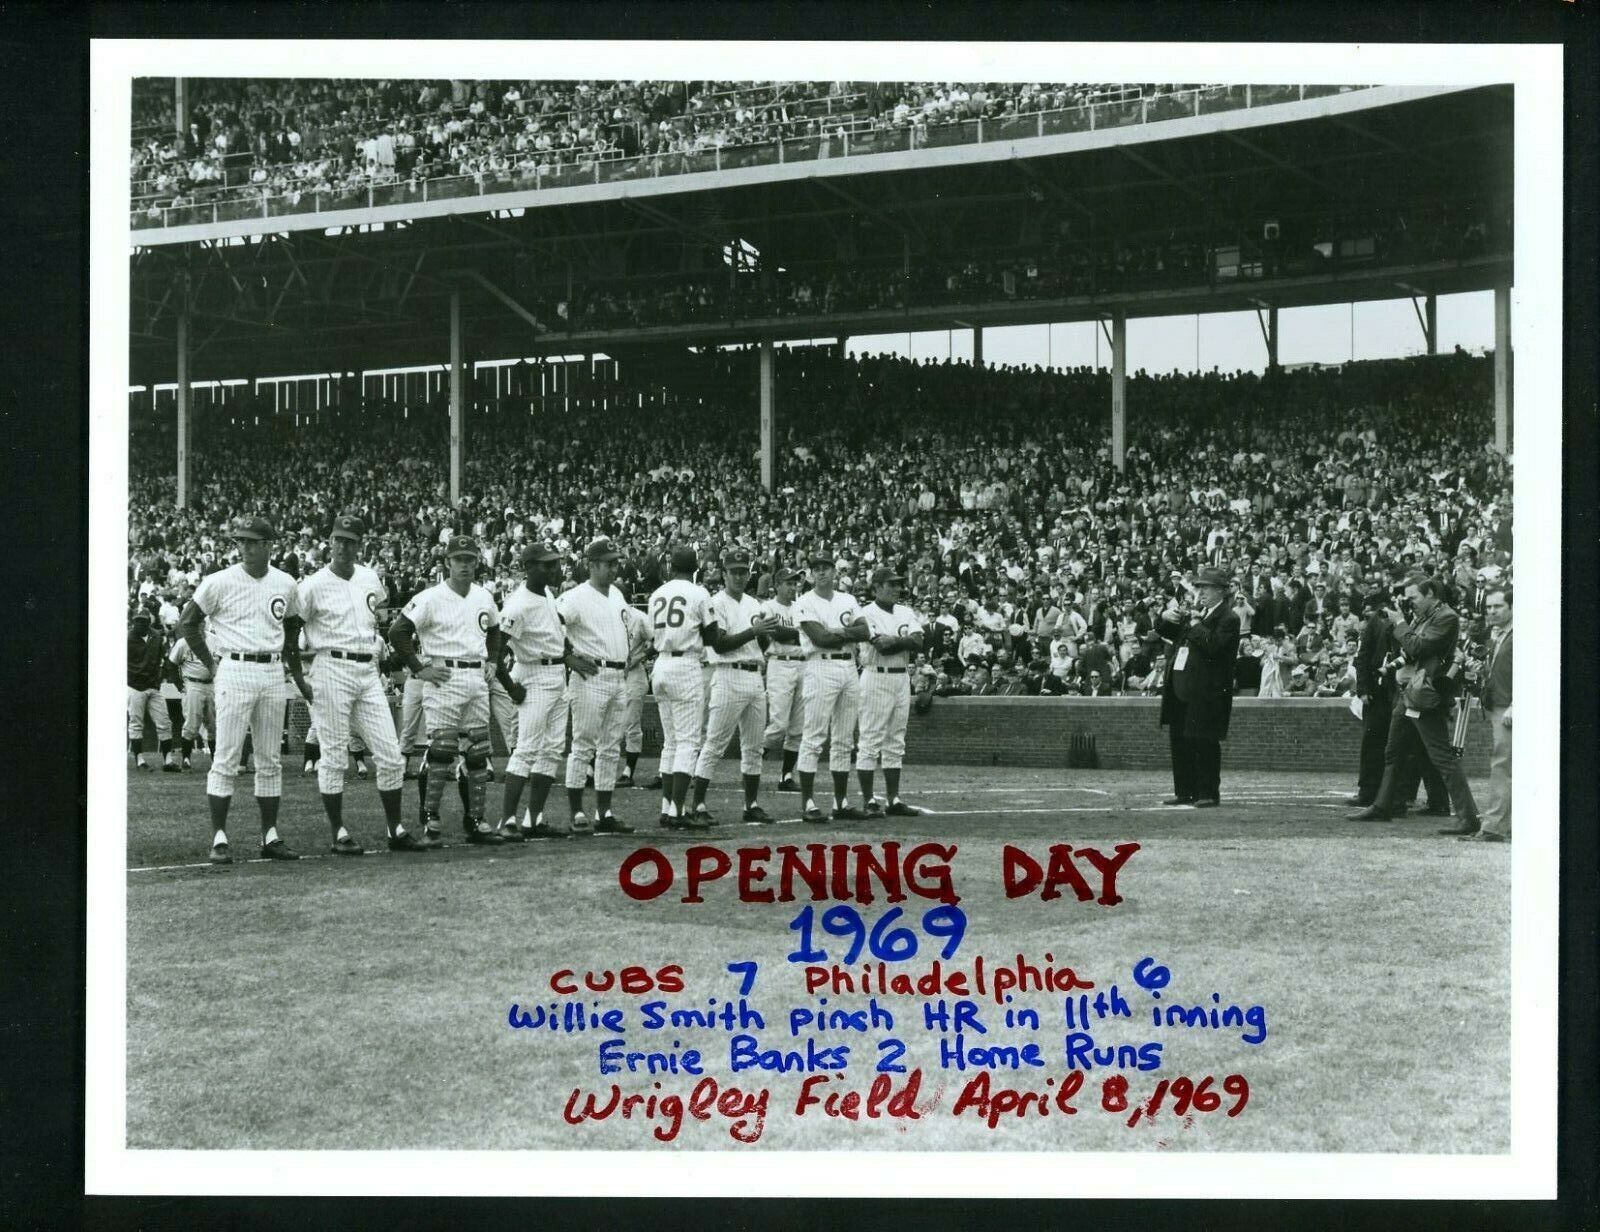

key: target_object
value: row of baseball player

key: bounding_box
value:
[166,512,928,864]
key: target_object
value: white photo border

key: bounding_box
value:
[88,38,1562,1198]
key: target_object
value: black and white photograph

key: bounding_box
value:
[86,38,1565,1199]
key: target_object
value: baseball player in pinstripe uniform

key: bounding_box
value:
[556,537,635,835]
[174,515,301,863]
[399,649,428,781]
[793,555,872,823]
[648,545,722,829]
[167,630,215,769]
[287,512,418,854]
[690,548,778,823]
[495,542,572,841]
[758,567,805,791]
[387,535,506,847]
[618,601,654,789]
[854,567,928,818]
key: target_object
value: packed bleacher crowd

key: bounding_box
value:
[128,348,1512,706]
[131,79,1232,215]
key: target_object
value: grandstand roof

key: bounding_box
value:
[129,84,1511,385]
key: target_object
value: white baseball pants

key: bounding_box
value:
[310,656,404,793]
[856,668,911,770]
[763,657,805,752]
[652,657,706,777]
[207,658,287,797]
[799,658,859,774]
[693,665,767,781]
[507,663,568,780]
[566,667,624,791]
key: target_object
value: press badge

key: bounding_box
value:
[1404,707,1421,719]
[1173,646,1189,671]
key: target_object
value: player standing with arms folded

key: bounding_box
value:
[288,512,417,854]
[495,543,573,841]
[793,555,871,823]
[648,545,719,830]
[854,567,927,818]
[174,515,300,863]
[556,537,635,835]
[690,549,778,823]
[387,535,505,847]
[758,567,806,792]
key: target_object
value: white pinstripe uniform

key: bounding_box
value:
[558,579,631,791]
[193,563,299,798]
[498,583,568,781]
[401,581,499,735]
[794,588,862,774]
[855,601,924,771]
[398,636,429,753]
[488,642,520,761]
[759,595,806,753]
[620,605,652,757]
[168,636,216,746]
[647,577,714,777]
[297,563,405,795]
[694,589,768,781]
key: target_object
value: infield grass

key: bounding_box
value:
[124,760,1511,1153]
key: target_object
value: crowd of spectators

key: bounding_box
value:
[128,347,1512,706]
[130,79,1221,216]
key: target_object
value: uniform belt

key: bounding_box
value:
[809,652,854,661]
[523,656,564,666]
[327,649,374,663]
[443,658,482,669]
[182,674,212,683]
[600,659,626,670]
[868,666,908,674]
[769,653,805,661]
[717,662,761,672]
[226,651,280,663]
[664,650,700,658]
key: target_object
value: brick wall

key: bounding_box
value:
[241,694,1487,776]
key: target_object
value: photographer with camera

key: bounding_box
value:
[1349,574,1482,833]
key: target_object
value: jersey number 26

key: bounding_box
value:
[651,595,687,629]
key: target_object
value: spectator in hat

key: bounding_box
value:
[1154,565,1240,807]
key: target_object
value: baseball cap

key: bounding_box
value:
[669,544,698,573]
[585,537,621,563]
[445,535,480,559]
[722,548,752,570]
[519,542,561,570]
[330,511,367,541]
[869,566,906,588]
[230,515,277,541]
[809,553,838,570]
[775,567,801,583]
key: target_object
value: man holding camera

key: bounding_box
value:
[1156,566,1241,808]
[1350,575,1482,832]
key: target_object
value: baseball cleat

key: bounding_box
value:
[162,762,182,773]
[742,805,774,824]
[522,819,552,840]
[135,759,152,772]
[802,804,828,824]
[485,765,496,782]
[464,818,505,845]
[208,842,232,865]
[833,805,867,821]
[330,835,365,856]
[885,800,924,817]
[497,821,526,842]
[261,839,300,861]
[182,758,193,770]
[776,778,800,793]
[644,775,664,790]
[863,800,886,818]
[357,763,369,780]
[692,806,717,824]
[616,773,634,789]
[569,811,593,837]
[388,832,429,853]
[302,760,315,775]
[596,813,635,835]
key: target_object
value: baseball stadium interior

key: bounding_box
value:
[127,76,1512,824]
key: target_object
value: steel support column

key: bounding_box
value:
[759,338,776,492]
[1111,311,1127,474]
[176,306,190,509]
[1426,293,1438,355]
[972,326,984,369]
[449,290,464,505]
[1493,285,1511,453]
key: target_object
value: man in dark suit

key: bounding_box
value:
[1351,574,1482,832]
[1156,566,1241,808]
[1465,585,1512,843]
[1347,589,1394,807]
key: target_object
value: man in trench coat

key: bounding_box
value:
[1155,565,1242,808]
